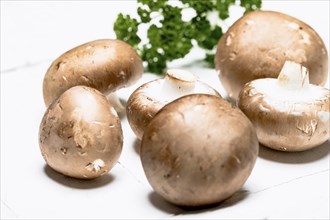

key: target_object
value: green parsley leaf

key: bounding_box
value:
[240,0,262,13]
[114,13,141,48]
[216,0,236,20]
[181,0,214,16]
[137,8,151,23]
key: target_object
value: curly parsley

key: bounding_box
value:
[114,0,262,74]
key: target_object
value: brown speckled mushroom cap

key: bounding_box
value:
[43,39,143,107]
[141,94,258,206]
[39,86,123,179]
[215,10,328,100]
[238,61,330,151]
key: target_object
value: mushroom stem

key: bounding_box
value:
[161,69,197,101]
[277,61,310,90]
[106,92,125,112]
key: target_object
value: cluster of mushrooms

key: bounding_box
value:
[39,10,329,207]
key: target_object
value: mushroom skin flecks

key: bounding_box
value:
[238,61,330,151]
[126,69,221,140]
[141,94,258,207]
[39,86,123,179]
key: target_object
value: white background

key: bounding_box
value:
[1,0,329,219]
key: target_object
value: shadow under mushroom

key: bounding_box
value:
[43,165,115,189]
[258,140,330,164]
[147,188,249,215]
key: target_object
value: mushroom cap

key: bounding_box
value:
[39,86,123,179]
[126,70,221,140]
[215,10,328,99]
[126,79,164,140]
[43,39,143,107]
[238,78,330,151]
[141,94,258,206]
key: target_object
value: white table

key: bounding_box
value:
[1,1,329,219]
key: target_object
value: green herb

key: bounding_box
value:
[114,0,262,74]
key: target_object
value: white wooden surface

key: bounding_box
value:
[1,1,329,219]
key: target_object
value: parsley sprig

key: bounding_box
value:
[114,0,261,74]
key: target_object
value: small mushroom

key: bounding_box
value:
[39,86,123,179]
[238,61,330,151]
[215,10,328,100]
[43,39,143,111]
[126,69,221,140]
[141,94,258,206]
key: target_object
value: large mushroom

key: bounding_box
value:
[126,69,221,140]
[39,86,123,179]
[141,94,259,206]
[215,10,328,100]
[43,39,143,111]
[238,61,330,151]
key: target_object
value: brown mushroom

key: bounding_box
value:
[39,86,123,179]
[43,39,143,111]
[141,94,258,206]
[238,61,330,151]
[215,10,328,100]
[126,69,221,140]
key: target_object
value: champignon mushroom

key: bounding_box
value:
[215,10,328,100]
[141,94,258,207]
[43,39,143,111]
[39,86,123,179]
[238,61,330,151]
[126,69,221,140]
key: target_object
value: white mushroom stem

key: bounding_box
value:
[277,60,310,90]
[161,69,197,102]
[249,60,328,111]
[106,92,125,112]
